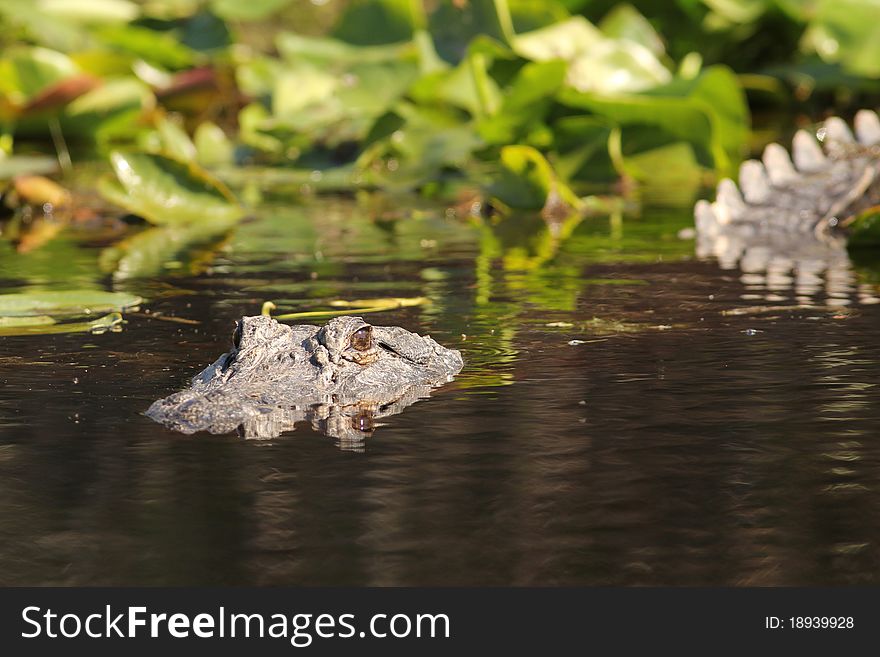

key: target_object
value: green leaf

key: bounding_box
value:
[617,140,702,206]
[489,144,582,211]
[802,0,880,77]
[0,290,141,317]
[0,47,79,106]
[0,315,55,329]
[154,116,197,161]
[599,4,666,56]
[848,209,880,248]
[0,312,123,336]
[558,65,748,177]
[270,59,420,145]
[209,0,290,21]
[238,102,283,153]
[275,32,416,67]
[410,50,503,118]
[428,0,514,63]
[0,0,86,52]
[365,104,484,189]
[514,16,671,94]
[194,121,234,167]
[60,77,152,142]
[508,0,571,33]
[478,59,567,144]
[513,15,604,61]
[333,0,423,46]
[272,63,338,116]
[65,78,151,115]
[100,151,245,226]
[36,0,139,23]
[550,115,614,182]
[94,25,196,70]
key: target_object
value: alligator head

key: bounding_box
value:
[147,315,463,445]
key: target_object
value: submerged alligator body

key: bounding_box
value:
[694,110,880,304]
[147,315,463,444]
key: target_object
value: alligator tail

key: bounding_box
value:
[696,110,880,240]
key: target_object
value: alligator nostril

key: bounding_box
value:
[232,322,243,349]
[220,352,236,373]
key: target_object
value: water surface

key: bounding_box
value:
[1,200,879,585]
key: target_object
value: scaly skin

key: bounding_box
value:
[696,110,880,239]
[693,110,880,305]
[147,315,463,443]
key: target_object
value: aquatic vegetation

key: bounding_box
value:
[0,0,878,323]
[0,0,778,220]
[0,0,876,227]
[260,296,430,320]
[0,290,139,335]
[98,151,244,226]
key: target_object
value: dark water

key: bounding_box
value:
[1,200,879,585]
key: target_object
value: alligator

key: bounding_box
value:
[147,315,463,444]
[694,110,880,304]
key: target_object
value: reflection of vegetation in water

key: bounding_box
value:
[0,231,105,290]
[474,211,586,311]
[459,202,694,388]
[474,204,692,311]
[849,249,880,288]
[98,218,236,280]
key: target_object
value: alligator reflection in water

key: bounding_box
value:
[147,315,463,447]
[695,227,879,307]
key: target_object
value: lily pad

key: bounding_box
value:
[0,290,141,317]
[0,315,55,327]
[99,151,245,226]
[0,312,123,336]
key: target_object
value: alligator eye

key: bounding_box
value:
[350,326,372,351]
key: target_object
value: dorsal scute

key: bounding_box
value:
[762,142,798,185]
[713,178,746,224]
[696,110,880,234]
[823,116,855,145]
[792,129,827,172]
[854,110,880,145]
[738,160,771,203]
